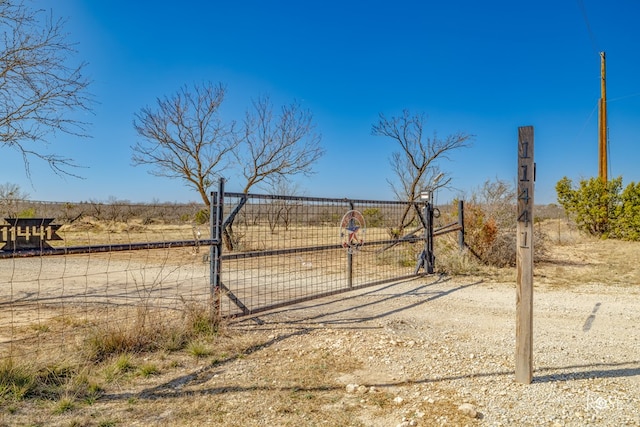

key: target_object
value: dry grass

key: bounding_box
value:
[430,218,640,288]
[535,220,640,289]
[1,218,639,425]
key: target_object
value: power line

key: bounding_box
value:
[577,0,599,55]
[571,100,599,146]
[608,92,640,103]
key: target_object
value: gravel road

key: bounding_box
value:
[229,274,640,426]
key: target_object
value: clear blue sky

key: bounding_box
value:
[5,0,640,205]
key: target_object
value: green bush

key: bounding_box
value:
[17,207,36,218]
[194,209,209,225]
[362,208,384,227]
[555,176,640,241]
[612,182,640,240]
[556,176,622,237]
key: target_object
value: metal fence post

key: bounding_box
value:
[425,197,435,274]
[458,200,465,251]
[347,201,354,288]
[210,178,225,318]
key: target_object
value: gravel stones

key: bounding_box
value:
[252,277,640,426]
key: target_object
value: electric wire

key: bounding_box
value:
[608,92,640,103]
[577,0,599,55]
[571,100,598,146]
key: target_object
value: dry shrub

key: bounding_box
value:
[82,315,165,362]
[0,359,98,403]
[459,179,547,267]
[82,302,223,362]
[435,247,481,275]
[0,359,35,400]
[62,217,103,232]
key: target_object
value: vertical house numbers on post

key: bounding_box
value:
[517,134,533,242]
[516,126,534,385]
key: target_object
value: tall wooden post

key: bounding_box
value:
[598,51,607,183]
[516,126,534,384]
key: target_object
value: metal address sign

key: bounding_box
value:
[0,218,62,251]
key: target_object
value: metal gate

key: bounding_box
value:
[209,179,463,317]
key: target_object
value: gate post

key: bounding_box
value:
[425,197,435,274]
[458,200,465,251]
[347,201,354,288]
[210,178,225,318]
[418,196,435,275]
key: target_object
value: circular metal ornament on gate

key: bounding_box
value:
[339,210,366,253]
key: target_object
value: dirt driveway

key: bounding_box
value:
[215,275,639,426]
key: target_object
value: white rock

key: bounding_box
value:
[393,396,404,405]
[346,384,358,393]
[458,403,478,418]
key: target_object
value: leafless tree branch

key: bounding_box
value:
[0,1,93,177]
[131,82,237,207]
[237,95,324,194]
[372,110,473,230]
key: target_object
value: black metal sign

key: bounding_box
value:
[0,218,62,251]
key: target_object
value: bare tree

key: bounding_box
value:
[237,95,324,194]
[0,182,28,218]
[372,110,472,231]
[264,177,302,233]
[132,82,237,207]
[271,177,302,231]
[0,1,93,176]
[221,95,323,250]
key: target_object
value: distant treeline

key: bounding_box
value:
[1,199,208,225]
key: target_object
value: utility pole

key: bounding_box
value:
[598,51,608,182]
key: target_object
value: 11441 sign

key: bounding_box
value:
[0,218,62,251]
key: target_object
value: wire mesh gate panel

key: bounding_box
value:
[214,190,426,317]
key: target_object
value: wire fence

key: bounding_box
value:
[0,187,450,362]
[0,201,211,363]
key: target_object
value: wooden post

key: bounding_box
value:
[516,126,534,384]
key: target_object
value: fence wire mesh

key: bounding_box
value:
[0,201,211,363]
[216,191,425,317]
[0,193,432,362]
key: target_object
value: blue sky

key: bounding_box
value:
[5,0,640,205]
